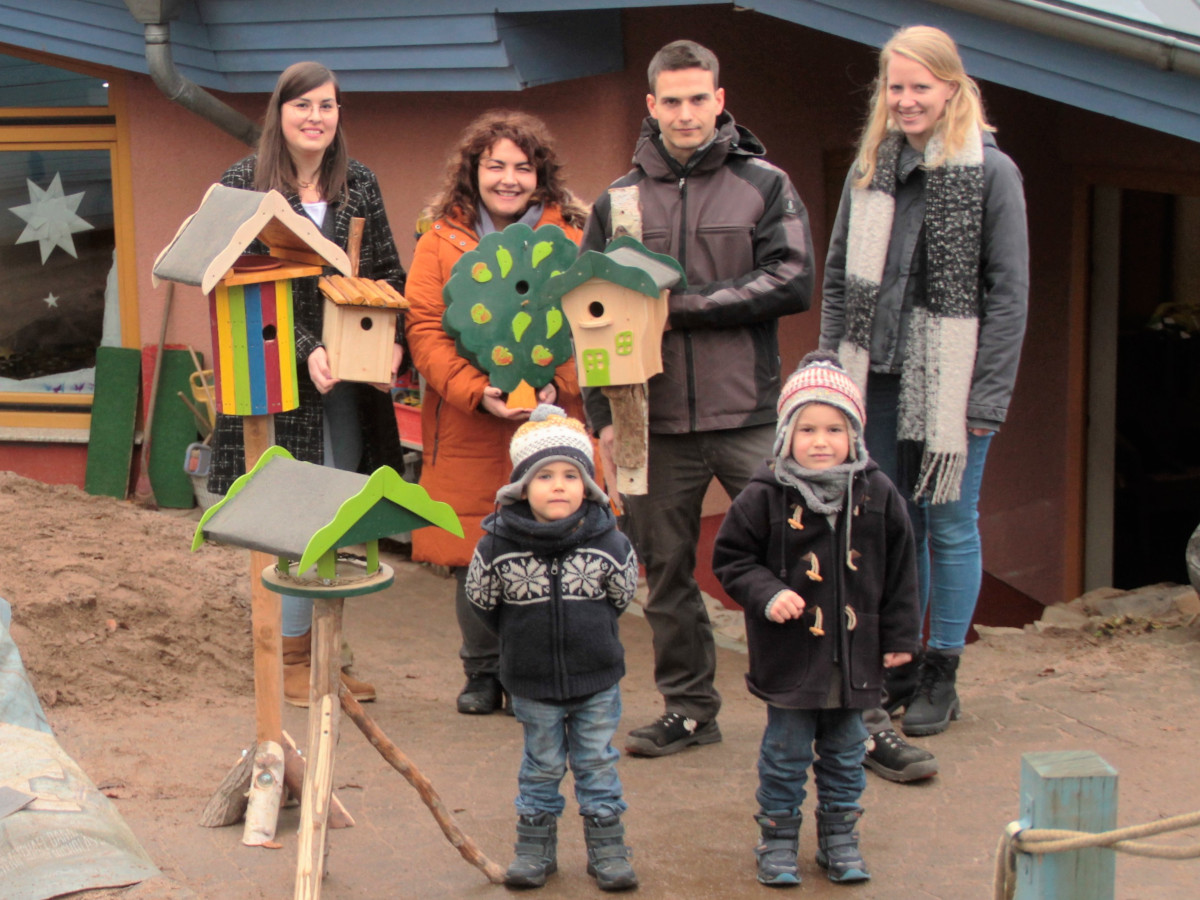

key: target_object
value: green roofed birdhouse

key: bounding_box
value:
[152,185,351,416]
[543,237,686,499]
[442,223,579,408]
[543,236,685,389]
[193,445,462,583]
[319,274,410,384]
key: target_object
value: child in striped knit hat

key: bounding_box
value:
[713,351,922,887]
[466,405,639,891]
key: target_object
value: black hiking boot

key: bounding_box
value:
[625,711,721,757]
[457,673,504,715]
[901,650,961,736]
[863,728,938,782]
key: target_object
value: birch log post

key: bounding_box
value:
[601,383,650,498]
[293,596,344,900]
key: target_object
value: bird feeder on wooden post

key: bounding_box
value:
[152,184,352,846]
[545,236,685,500]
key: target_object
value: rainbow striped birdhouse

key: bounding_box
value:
[152,185,351,416]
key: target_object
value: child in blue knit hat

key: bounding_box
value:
[466,404,639,892]
[713,351,921,887]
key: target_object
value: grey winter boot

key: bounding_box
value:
[583,815,637,891]
[901,650,961,736]
[815,808,870,883]
[505,813,557,888]
[753,810,802,886]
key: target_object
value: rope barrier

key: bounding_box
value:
[993,810,1200,900]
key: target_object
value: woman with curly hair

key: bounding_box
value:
[405,109,590,714]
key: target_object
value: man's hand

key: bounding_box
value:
[307,346,338,394]
[768,590,805,623]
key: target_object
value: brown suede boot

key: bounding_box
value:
[281,632,377,708]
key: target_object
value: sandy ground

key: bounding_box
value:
[5,471,1200,899]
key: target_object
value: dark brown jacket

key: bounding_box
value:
[582,113,813,434]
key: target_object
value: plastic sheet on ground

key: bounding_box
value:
[0,600,164,899]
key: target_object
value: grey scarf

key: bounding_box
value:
[837,129,985,503]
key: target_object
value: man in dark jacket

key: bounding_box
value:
[582,39,814,757]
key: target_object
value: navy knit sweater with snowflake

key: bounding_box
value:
[466,499,638,701]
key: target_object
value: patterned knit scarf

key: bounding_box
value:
[837,129,985,503]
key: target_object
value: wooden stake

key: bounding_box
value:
[243,414,284,846]
[601,383,649,495]
[341,692,506,884]
[347,218,365,278]
[243,740,285,846]
[280,730,355,829]
[293,596,344,900]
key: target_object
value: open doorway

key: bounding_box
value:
[1091,188,1200,589]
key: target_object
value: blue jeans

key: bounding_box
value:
[510,684,627,820]
[756,705,866,816]
[865,375,993,650]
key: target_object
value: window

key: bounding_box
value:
[0,47,134,433]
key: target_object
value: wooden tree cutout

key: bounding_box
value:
[442,223,578,406]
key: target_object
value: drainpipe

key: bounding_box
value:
[924,0,1200,79]
[123,0,260,147]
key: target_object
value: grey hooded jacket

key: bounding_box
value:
[583,112,813,435]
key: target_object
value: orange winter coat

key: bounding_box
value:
[405,208,586,567]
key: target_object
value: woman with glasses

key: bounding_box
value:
[208,61,407,707]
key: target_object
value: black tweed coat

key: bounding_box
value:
[207,156,407,494]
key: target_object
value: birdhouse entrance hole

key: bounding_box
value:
[262,324,277,342]
[359,316,374,331]
[589,301,605,318]
[515,280,530,295]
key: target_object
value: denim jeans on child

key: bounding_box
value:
[865,374,994,651]
[510,684,627,819]
[756,705,867,815]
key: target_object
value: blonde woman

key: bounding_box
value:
[820,26,1028,762]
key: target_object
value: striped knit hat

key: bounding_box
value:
[774,350,868,462]
[495,404,608,506]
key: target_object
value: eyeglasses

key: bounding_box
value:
[284,99,340,117]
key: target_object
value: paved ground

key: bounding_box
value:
[46,555,1200,900]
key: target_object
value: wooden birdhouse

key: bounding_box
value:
[544,236,686,388]
[193,445,463,581]
[319,274,409,384]
[152,185,351,416]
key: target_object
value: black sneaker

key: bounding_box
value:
[863,729,938,782]
[625,712,721,757]
[457,674,502,715]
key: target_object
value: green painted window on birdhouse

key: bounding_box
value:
[583,349,611,387]
[615,331,634,356]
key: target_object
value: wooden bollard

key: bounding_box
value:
[1016,750,1118,899]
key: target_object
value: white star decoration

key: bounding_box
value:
[9,173,94,264]
[43,292,58,308]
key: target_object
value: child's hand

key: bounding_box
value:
[768,591,805,623]
[883,652,912,668]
